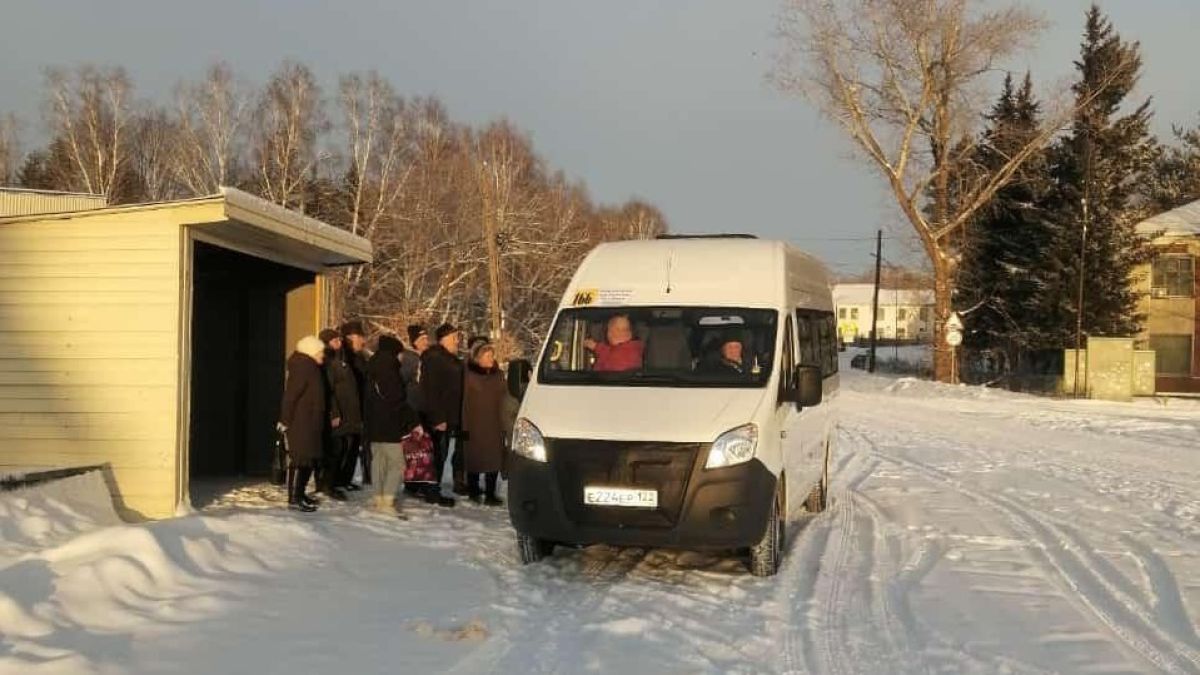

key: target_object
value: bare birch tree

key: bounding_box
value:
[0,113,19,185]
[43,65,134,201]
[175,62,249,195]
[773,0,1058,381]
[128,107,183,201]
[250,61,328,210]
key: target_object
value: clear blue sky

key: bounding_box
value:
[1,1,1197,274]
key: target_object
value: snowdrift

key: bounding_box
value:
[0,470,122,562]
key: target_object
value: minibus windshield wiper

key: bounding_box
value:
[629,372,690,385]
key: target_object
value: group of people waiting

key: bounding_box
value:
[278,320,529,518]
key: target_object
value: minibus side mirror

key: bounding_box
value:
[508,358,533,401]
[795,365,823,409]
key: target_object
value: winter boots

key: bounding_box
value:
[288,466,317,513]
[423,485,456,508]
[371,495,409,521]
[468,472,503,507]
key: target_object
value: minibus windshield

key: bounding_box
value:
[538,307,778,388]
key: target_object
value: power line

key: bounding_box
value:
[788,234,905,242]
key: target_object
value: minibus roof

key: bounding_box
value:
[561,238,833,310]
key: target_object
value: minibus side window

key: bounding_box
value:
[797,309,838,378]
[822,314,839,375]
[778,317,796,403]
[795,312,817,367]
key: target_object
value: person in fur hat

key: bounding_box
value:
[278,336,328,512]
[462,341,510,505]
[419,323,464,506]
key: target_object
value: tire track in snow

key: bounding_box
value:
[1122,534,1200,651]
[773,441,880,674]
[839,427,1058,675]
[858,429,1200,675]
[776,513,834,674]
[486,544,649,674]
[804,429,919,675]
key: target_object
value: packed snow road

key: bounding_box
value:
[2,373,1198,674]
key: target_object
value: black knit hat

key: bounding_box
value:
[407,324,429,345]
[376,334,403,354]
[339,320,365,337]
[435,323,460,341]
[318,328,340,344]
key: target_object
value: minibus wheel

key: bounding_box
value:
[805,441,831,513]
[517,532,555,564]
[748,489,783,577]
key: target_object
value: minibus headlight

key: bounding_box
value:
[512,418,548,463]
[705,424,758,469]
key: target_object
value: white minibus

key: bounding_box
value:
[507,235,839,576]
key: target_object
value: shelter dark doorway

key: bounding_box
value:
[188,241,314,506]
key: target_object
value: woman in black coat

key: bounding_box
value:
[279,336,328,512]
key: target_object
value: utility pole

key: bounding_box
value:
[869,229,882,373]
[1072,196,1089,397]
[479,160,504,342]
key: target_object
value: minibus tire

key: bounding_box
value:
[517,532,555,564]
[805,442,831,513]
[805,470,828,513]
[748,490,782,577]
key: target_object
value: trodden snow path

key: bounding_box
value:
[1,372,1198,674]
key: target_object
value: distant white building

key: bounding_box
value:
[833,283,934,342]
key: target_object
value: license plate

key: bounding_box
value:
[583,486,658,508]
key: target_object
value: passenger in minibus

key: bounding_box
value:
[701,332,748,376]
[583,314,644,372]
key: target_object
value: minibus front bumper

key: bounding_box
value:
[507,438,777,550]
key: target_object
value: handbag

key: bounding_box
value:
[271,429,289,486]
[402,430,436,484]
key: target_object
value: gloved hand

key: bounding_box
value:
[276,422,288,434]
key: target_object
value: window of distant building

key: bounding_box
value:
[1150,335,1193,375]
[919,307,930,321]
[898,308,908,321]
[839,307,847,319]
[850,307,859,320]
[877,307,886,320]
[1151,255,1195,297]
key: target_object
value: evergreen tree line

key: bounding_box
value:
[0,62,667,354]
[955,6,1200,377]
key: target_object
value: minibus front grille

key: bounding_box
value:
[547,439,704,529]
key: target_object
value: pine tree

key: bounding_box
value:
[958,73,1055,366]
[1046,5,1156,345]
[1145,113,1200,211]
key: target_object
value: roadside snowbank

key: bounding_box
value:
[0,470,122,563]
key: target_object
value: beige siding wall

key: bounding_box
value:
[0,211,182,519]
[0,190,106,217]
[1136,239,1199,337]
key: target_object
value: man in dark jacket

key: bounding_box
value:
[400,324,429,414]
[330,321,369,492]
[400,324,430,497]
[316,329,344,500]
[420,323,465,505]
[365,334,422,518]
[279,336,328,513]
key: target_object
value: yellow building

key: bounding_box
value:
[833,283,934,343]
[1135,199,1199,394]
[0,187,371,518]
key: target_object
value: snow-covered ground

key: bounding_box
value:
[2,372,1199,674]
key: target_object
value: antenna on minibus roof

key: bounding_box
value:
[665,249,674,294]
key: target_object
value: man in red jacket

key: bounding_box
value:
[584,314,644,372]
